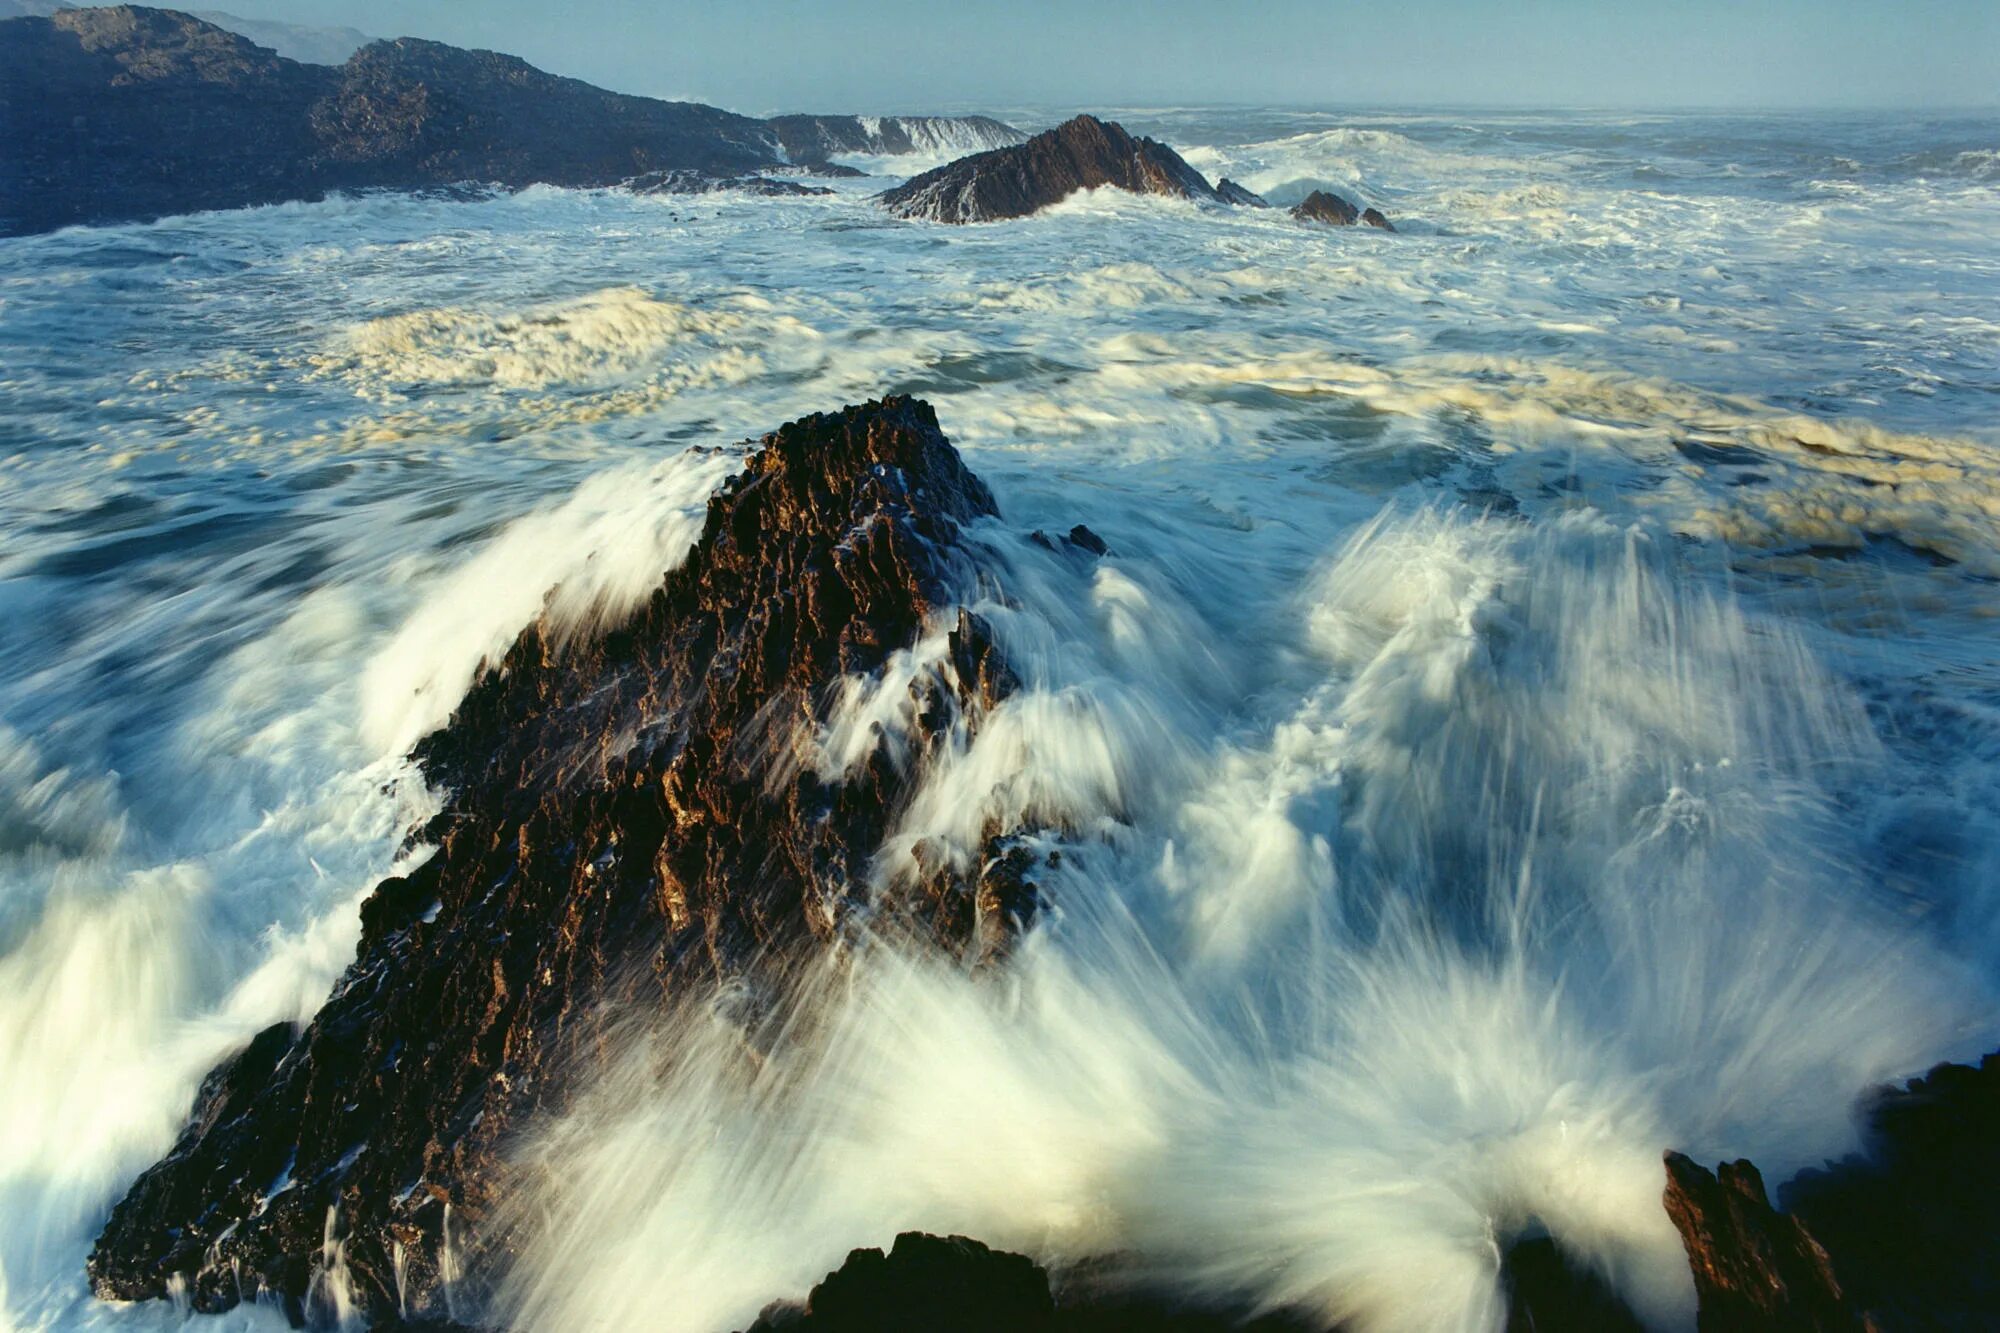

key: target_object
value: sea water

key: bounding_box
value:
[1,108,1997,1332]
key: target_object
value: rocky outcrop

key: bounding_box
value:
[1289,189,1395,231]
[1215,177,1270,207]
[878,114,1220,223]
[1782,1054,2000,1328]
[769,113,1025,163]
[0,7,1011,234]
[1659,1052,2000,1331]
[744,1233,1320,1333]
[1663,1155,1864,1331]
[88,398,1035,1322]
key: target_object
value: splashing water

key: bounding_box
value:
[2,106,1997,1330]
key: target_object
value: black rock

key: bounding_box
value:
[878,114,1219,223]
[87,398,1035,1322]
[1215,177,1270,207]
[1290,190,1359,226]
[1361,206,1394,231]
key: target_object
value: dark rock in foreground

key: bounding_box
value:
[1290,189,1394,231]
[879,114,1219,223]
[88,398,1031,1322]
[744,1233,1320,1333]
[1659,1052,2000,1331]
[1663,1154,1863,1331]
[1783,1053,2000,1329]
[1215,177,1270,207]
[769,113,1025,163]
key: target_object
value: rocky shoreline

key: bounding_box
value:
[79,390,1998,1330]
[0,6,1023,234]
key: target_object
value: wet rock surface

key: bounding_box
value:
[1215,177,1270,207]
[1663,1154,1864,1331]
[88,398,1025,1321]
[878,114,1220,223]
[1289,190,1394,231]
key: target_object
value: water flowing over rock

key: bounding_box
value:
[1215,177,1271,207]
[625,169,833,197]
[86,398,1030,1322]
[1289,189,1395,230]
[769,114,1026,163]
[877,114,1220,223]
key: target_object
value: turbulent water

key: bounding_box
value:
[2,107,1998,1332]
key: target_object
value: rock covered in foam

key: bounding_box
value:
[877,114,1220,223]
[87,398,1033,1321]
[1290,189,1395,231]
[625,168,832,197]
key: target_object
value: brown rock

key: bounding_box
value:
[1662,1152,1866,1331]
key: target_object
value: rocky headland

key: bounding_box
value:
[0,6,1024,234]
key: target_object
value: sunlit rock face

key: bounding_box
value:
[878,114,1221,223]
[86,398,1038,1322]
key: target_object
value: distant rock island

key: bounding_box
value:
[877,113,1397,228]
[0,5,1024,234]
[879,114,1219,222]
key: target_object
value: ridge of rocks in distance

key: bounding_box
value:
[0,4,1025,234]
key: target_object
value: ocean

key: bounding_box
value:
[1,106,1997,1331]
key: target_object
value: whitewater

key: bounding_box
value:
[2,107,1998,1331]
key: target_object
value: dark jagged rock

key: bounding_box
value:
[88,398,1028,1322]
[878,114,1219,223]
[1289,190,1394,231]
[769,113,1025,163]
[1782,1053,2000,1329]
[626,169,832,198]
[1215,177,1270,207]
[1662,1154,1865,1331]
[743,1233,1320,1333]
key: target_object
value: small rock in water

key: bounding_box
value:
[1215,177,1271,207]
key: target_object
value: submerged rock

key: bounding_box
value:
[878,113,1219,223]
[88,398,1031,1321]
[1289,190,1395,231]
[1215,177,1271,207]
[626,169,832,197]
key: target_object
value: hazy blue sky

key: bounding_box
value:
[227,0,1997,113]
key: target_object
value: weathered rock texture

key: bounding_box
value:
[1663,1154,1864,1331]
[769,113,1025,163]
[88,398,1032,1322]
[1290,189,1395,231]
[878,114,1220,223]
[1660,1052,2000,1331]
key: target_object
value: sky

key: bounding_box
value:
[218,0,1998,114]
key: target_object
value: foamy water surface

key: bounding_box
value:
[1,107,1997,1332]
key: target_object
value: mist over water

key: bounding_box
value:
[2,107,1997,1331]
